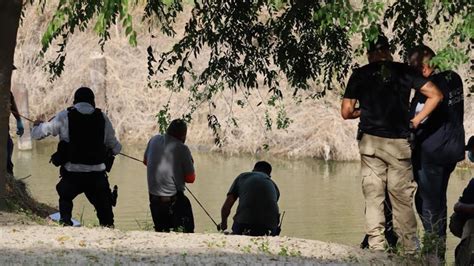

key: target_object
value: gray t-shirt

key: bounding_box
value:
[228,171,280,228]
[144,134,194,197]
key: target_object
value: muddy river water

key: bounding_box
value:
[12,141,473,261]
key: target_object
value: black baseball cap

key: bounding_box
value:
[367,34,390,53]
[466,136,474,151]
[73,87,95,107]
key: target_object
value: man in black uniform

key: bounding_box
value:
[409,45,465,260]
[32,87,122,227]
[341,34,443,253]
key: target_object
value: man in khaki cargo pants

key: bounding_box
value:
[341,34,443,253]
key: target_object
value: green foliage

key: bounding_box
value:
[264,111,272,131]
[278,245,302,257]
[384,0,472,60]
[40,0,183,78]
[156,102,170,134]
[37,0,472,148]
[251,238,271,254]
[207,114,222,147]
[39,0,473,90]
[421,231,446,260]
[276,106,291,130]
[431,46,470,71]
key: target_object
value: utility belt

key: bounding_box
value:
[357,128,415,148]
[157,195,177,203]
[60,167,107,179]
[51,141,115,172]
[152,191,184,203]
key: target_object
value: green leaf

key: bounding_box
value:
[129,31,137,46]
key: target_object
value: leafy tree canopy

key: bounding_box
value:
[38,0,473,140]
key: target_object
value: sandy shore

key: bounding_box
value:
[0,220,398,265]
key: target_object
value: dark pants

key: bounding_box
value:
[232,222,279,236]
[451,218,474,266]
[56,169,114,227]
[7,135,14,175]
[360,191,398,250]
[149,192,194,233]
[414,161,456,258]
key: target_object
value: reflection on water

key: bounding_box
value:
[12,141,474,260]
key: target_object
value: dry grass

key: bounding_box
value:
[10,2,473,161]
[4,173,56,218]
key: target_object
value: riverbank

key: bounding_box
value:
[0,174,398,264]
[0,220,402,265]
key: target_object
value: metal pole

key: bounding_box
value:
[185,185,218,227]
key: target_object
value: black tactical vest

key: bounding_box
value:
[67,107,106,165]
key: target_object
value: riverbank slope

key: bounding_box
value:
[0,173,399,265]
[0,221,400,265]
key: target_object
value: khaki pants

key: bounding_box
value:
[359,134,418,253]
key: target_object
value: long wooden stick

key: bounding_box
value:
[185,185,219,227]
[11,111,34,123]
[119,152,142,163]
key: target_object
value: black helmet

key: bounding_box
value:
[73,87,95,107]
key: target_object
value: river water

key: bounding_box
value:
[12,141,473,260]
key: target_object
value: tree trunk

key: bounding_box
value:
[0,0,23,208]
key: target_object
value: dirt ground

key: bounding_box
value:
[0,215,400,265]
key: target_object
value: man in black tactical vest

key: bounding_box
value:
[32,87,122,227]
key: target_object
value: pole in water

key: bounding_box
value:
[185,185,219,227]
[18,174,32,181]
[279,211,286,228]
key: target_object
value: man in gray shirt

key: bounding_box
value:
[144,119,196,232]
[219,161,280,236]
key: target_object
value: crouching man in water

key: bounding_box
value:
[32,87,122,227]
[218,161,280,236]
[143,119,196,233]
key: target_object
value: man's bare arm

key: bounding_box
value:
[219,194,237,231]
[411,81,443,128]
[341,98,360,120]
